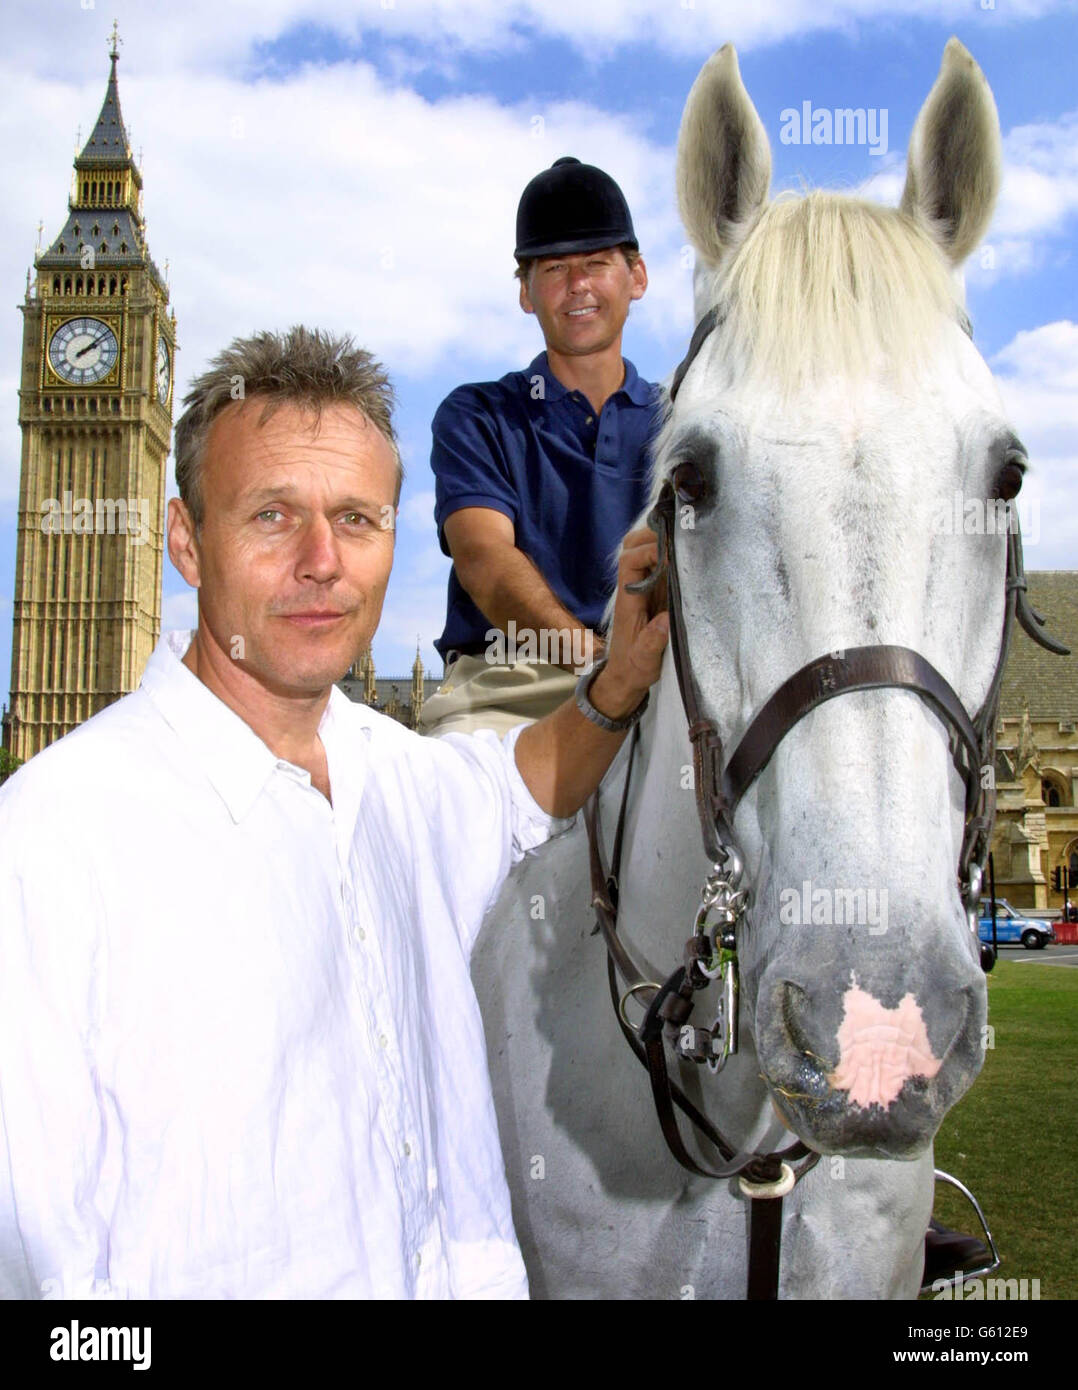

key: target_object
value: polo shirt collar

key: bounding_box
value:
[618,356,654,406]
[140,630,372,824]
[527,352,653,407]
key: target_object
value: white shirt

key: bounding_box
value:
[0,631,561,1300]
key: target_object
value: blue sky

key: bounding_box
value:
[2,0,1076,702]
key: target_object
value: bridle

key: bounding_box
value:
[584,302,1069,1299]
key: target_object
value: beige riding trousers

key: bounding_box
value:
[418,656,578,739]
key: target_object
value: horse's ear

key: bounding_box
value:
[900,38,1002,266]
[676,44,771,270]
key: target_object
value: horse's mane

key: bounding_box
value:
[696,190,964,396]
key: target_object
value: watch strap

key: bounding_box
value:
[575,658,649,733]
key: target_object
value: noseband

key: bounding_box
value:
[584,303,1069,1299]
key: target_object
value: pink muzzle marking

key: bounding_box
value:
[828,984,942,1109]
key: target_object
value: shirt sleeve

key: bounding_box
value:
[427,724,574,959]
[0,771,111,1300]
[431,390,519,556]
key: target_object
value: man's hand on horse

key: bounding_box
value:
[591,528,670,719]
[514,529,668,817]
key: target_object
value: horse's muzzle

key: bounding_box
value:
[754,969,986,1159]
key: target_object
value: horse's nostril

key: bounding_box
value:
[777,977,946,1113]
[780,980,815,1056]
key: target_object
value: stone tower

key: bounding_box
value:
[4,29,174,763]
[411,640,425,722]
[358,647,377,704]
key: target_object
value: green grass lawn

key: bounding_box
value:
[926,956,1078,1300]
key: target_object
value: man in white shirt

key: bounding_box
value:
[0,326,668,1300]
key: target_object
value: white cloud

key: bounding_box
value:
[3,0,1070,76]
[991,321,1078,568]
[970,112,1078,282]
[996,113,1078,237]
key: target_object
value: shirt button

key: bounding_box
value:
[357,927,366,941]
[379,1034,389,1049]
[416,1252,422,1267]
[403,1142,412,1157]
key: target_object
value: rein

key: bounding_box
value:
[584,303,1069,1301]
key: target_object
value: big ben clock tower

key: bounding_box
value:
[4,26,175,762]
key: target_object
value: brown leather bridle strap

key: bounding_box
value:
[644,475,1068,889]
[746,1196,785,1302]
[668,304,722,400]
[584,787,647,990]
[587,759,817,1182]
[646,485,737,865]
[723,644,982,818]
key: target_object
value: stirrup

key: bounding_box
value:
[919,1169,1001,1293]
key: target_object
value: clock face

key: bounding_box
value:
[48,317,119,385]
[156,335,171,403]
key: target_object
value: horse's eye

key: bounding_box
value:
[672,461,708,504]
[993,454,1026,502]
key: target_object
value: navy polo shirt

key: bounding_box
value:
[431,352,661,660]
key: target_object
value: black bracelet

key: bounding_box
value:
[574,658,649,733]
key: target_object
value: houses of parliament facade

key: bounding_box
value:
[2,38,1076,913]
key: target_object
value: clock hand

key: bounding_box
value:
[75,334,108,360]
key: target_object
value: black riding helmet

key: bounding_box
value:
[514,156,638,259]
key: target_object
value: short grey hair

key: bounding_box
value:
[173,326,403,527]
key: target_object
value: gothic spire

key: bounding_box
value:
[77,24,133,169]
[37,31,160,283]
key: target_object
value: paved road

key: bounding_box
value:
[1004,945,1078,969]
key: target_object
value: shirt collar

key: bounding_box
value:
[140,631,372,825]
[526,352,653,408]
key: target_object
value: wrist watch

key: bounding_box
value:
[574,657,650,733]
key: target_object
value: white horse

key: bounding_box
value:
[473,39,1026,1299]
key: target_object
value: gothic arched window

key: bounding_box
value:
[1041,774,1068,807]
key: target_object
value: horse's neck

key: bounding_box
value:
[610,671,784,1152]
